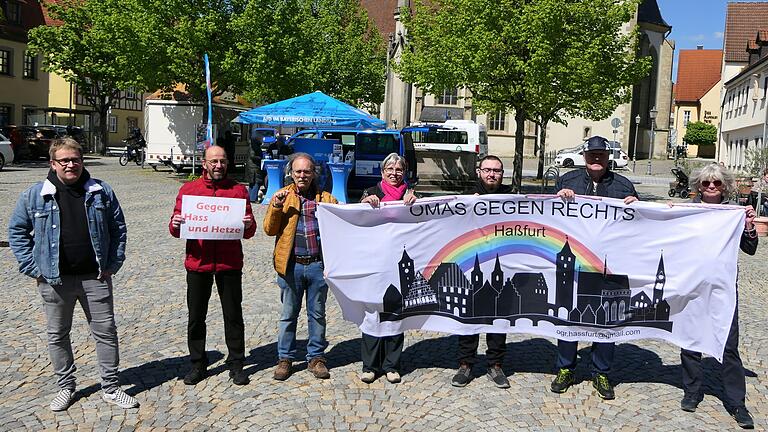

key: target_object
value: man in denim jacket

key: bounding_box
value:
[8,138,138,412]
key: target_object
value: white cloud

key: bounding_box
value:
[687,34,707,42]
[714,32,724,39]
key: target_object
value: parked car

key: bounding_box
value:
[9,125,89,160]
[0,132,14,170]
[554,140,629,169]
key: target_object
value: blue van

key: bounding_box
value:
[287,129,417,191]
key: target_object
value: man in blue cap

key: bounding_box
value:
[549,135,638,400]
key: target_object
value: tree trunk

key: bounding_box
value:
[537,119,549,180]
[512,109,526,193]
[97,100,110,156]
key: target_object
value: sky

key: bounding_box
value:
[656,0,746,79]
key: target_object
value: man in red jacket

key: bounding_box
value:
[169,145,256,386]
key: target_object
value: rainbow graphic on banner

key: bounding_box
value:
[422,221,606,279]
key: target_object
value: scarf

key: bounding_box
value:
[380,181,407,202]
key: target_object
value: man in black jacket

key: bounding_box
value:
[452,155,511,389]
[550,136,638,400]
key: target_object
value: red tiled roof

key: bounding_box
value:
[724,2,768,62]
[360,0,398,39]
[674,49,723,103]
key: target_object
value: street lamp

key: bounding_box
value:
[633,114,640,172]
[647,106,658,176]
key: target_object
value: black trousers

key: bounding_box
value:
[457,333,507,367]
[187,270,245,367]
[361,332,404,374]
[681,300,746,408]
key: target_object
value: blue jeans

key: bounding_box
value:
[276,260,328,361]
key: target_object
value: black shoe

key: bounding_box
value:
[183,366,207,385]
[550,368,574,393]
[680,394,701,412]
[229,362,250,386]
[451,363,472,387]
[729,406,754,429]
[592,374,614,400]
[486,365,510,389]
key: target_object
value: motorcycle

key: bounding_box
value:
[119,128,146,167]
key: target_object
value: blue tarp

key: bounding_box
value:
[236,91,385,129]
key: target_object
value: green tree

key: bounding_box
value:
[231,0,386,106]
[139,0,249,101]
[29,0,160,153]
[523,0,649,178]
[399,0,650,188]
[683,121,717,146]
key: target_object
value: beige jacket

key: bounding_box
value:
[263,183,338,275]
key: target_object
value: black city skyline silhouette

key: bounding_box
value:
[380,240,673,331]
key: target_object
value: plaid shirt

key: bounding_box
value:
[293,195,321,258]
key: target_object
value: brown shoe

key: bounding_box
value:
[273,359,292,381]
[307,357,330,379]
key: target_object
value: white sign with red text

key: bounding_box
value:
[180,196,246,240]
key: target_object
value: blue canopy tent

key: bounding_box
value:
[235,91,385,129]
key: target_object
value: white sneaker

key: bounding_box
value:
[102,387,139,409]
[360,371,376,383]
[50,389,75,411]
[386,371,401,383]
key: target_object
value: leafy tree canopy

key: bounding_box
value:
[398,0,651,187]
[683,121,717,146]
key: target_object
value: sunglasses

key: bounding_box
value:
[701,180,722,188]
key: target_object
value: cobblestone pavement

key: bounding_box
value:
[0,157,765,431]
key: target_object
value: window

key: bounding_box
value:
[489,111,506,131]
[683,110,691,126]
[0,104,12,127]
[764,77,768,99]
[126,116,138,132]
[125,87,136,100]
[5,1,21,25]
[0,49,11,75]
[436,88,458,105]
[23,52,37,79]
[108,115,117,133]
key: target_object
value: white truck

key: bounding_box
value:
[144,99,250,171]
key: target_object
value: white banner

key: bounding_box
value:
[316,194,745,361]
[180,196,246,240]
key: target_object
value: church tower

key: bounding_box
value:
[471,254,483,291]
[556,239,576,311]
[399,248,415,292]
[491,255,504,294]
[653,253,665,306]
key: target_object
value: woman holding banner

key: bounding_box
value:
[359,153,416,384]
[677,164,757,429]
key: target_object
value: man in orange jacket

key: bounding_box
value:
[263,152,338,381]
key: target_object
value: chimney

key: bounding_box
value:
[696,45,704,50]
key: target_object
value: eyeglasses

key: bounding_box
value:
[205,159,228,166]
[384,167,404,174]
[479,168,503,174]
[701,180,723,188]
[293,169,314,175]
[53,158,83,167]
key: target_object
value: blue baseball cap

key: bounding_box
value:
[583,136,611,152]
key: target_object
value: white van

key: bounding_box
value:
[406,120,488,156]
[144,99,250,171]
